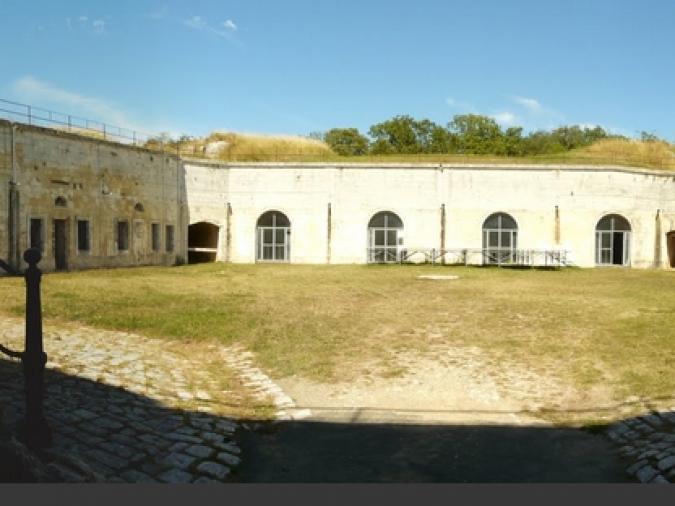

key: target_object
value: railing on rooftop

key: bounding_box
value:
[2,98,673,168]
[0,98,161,148]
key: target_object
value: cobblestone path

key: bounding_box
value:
[0,316,270,483]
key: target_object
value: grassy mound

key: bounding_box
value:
[568,138,675,170]
[180,131,335,161]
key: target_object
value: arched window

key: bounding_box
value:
[256,211,290,262]
[596,214,631,266]
[54,196,67,208]
[482,213,518,265]
[368,211,403,263]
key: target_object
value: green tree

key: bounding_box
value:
[640,131,660,142]
[368,115,420,154]
[500,127,524,156]
[520,130,565,155]
[368,115,444,154]
[323,128,369,156]
[448,114,504,154]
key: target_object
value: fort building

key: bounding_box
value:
[3,119,675,272]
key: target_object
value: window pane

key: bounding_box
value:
[275,246,285,260]
[275,228,285,244]
[375,230,385,246]
[386,230,397,247]
[263,229,273,244]
[117,222,129,251]
[385,248,397,262]
[77,220,90,251]
[501,231,511,248]
[263,246,273,260]
[166,225,174,252]
[488,231,499,248]
[601,250,611,264]
[30,219,43,252]
[601,233,610,248]
[152,224,160,251]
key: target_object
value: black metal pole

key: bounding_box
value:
[19,248,51,449]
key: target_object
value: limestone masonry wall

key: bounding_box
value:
[183,160,675,268]
[0,120,187,272]
[2,119,675,271]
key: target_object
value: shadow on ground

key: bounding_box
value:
[0,357,241,483]
[0,356,647,483]
[237,419,629,483]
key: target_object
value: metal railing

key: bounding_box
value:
[367,247,571,267]
[0,99,339,160]
[0,98,161,148]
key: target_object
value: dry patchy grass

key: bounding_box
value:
[0,264,673,410]
[180,131,335,161]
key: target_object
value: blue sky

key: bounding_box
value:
[1,0,673,140]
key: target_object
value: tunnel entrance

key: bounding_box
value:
[188,222,219,264]
[668,231,675,268]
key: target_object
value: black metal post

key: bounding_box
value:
[19,248,51,449]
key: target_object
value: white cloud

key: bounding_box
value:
[147,7,168,20]
[512,96,542,113]
[492,111,520,127]
[184,15,240,43]
[11,76,138,130]
[185,15,206,30]
[9,76,187,139]
[78,16,88,23]
[445,97,474,111]
[92,20,106,33]
[65,17,73,30]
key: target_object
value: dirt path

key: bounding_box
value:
[277,344,577,425]
[237,344,629,482]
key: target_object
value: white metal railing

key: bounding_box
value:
[367,247,570,267]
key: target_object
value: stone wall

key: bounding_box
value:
[2,121,674,272]
[0,125,10,264]
[0,120,187,272]
[183,160,675,268]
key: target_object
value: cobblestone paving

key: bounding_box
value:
[607,410,675,483]
[0,316,279,483]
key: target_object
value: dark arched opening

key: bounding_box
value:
[666,231,675,268]
[188,222,219,263]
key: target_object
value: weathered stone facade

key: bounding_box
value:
[184,160,675,268]
[3,119,675,271]
[0,120,186,272]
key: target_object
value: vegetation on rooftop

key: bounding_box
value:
[141,113,675,169]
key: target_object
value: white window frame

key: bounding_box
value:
[256,213,290,262]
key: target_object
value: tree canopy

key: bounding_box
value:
[320,114,620,157]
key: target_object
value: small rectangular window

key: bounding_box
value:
[151,223,161,252]
[30,218,44,252]
[165,225,174,253]
[77,220,90,252]
[117,220,129,251]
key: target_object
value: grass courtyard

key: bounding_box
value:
[0,263,673,420]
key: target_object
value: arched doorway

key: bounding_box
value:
[256,211,290,262]
[667,231,675,268]
[368,211,403,263]
[482,212,518,265]
[188,222,219,263]
[595,214,631,266]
